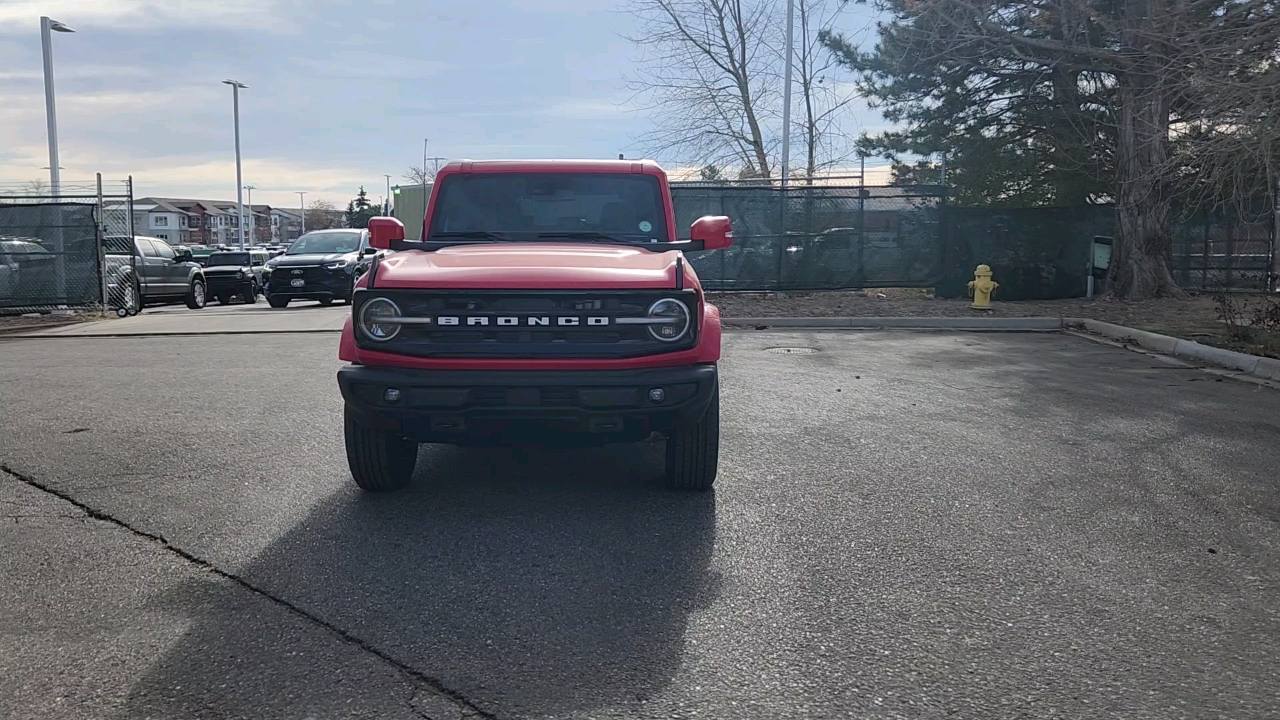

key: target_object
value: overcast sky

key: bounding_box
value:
[0,0,886,207]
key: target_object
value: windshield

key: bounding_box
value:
[206,252,250,267]
[427,173,669,242]
[287,231,363,255]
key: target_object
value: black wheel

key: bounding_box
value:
[267,295,289,308]
[185,279,207,309]
[216,292,231,305]
[318,297,334,307]
[242,283,258,304]
[344,407,418,491]
[664,382,719,491]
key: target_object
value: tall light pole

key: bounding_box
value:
[222,79,247,249]
[244,185,256,246]
[41,17,75,197]
[296,191,306,236]
[384,174,392,215]
[780,0,794,189]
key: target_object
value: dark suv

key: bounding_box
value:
[203,250,270,304]
[264,229,372,307]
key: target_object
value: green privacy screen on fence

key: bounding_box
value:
[672,184,946,291]
[671,184,1276,298]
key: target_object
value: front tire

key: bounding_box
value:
[664,383,719,491]
[242,283,258,304]
[185,279,206,309]
[344,407,418,491]
[318,297,334,307]
[267,294,289,308]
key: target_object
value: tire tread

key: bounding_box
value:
[665,384,719,491]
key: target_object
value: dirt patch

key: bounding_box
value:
[708,289,1280,359]
[0,310,102,335]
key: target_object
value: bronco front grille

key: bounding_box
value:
[353,289,699,359]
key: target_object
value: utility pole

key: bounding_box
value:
[244,185,256,246]
[41,17,75,197]
[384,174,392,215]
[223,80,248,249]
[780,0,794,189]
[297,191,306,236]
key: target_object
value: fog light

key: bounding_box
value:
[383,388,402,403]
[648,388,665,403]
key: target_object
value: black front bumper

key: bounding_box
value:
[206,275,252,294]
[267,269,353,300]
[338,363,718,445]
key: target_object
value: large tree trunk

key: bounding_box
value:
[1109,74,1183,298]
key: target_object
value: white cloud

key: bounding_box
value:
[0,0,288,34]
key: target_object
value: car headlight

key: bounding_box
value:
[358,297,402,341]
[324,257,351,270]
[265,259,278,269]
[647,298,691,342]
[235,270,245,279]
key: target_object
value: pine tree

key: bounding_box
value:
[344,186,377,229]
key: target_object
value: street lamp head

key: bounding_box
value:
[222,79,247,88]
[47,19,76,33]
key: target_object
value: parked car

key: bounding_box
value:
[0,237,59,304]
[104,235,207,315]
[264,229,373,307]
[202,249,270,304]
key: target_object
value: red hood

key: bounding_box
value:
[368,243,693,290]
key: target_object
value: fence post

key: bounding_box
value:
[1272,178,1280,292]
[96,173,108,311]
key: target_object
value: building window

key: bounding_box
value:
[154,215,169,227]
[156,232,169,240]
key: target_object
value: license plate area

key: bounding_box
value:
[290,279,305,287]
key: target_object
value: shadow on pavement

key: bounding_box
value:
[122,441,720,718]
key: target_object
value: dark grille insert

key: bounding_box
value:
[356,289,699,359]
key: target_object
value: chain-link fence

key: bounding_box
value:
[671,183,946,290]
[0,179,134,315]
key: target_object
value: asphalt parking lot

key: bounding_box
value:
[2,322,1279,719]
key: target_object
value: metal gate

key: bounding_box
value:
[0,177,135,314]
[671,183,947,291]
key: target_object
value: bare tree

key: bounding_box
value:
[625,0,781,177]
[791,0,858,178]
[304,199,343,231]
[404,157,448,186]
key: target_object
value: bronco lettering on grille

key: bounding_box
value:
[434,315,611,327]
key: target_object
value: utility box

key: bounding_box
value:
[391,183,431,241]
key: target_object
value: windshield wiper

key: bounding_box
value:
[534,231,643,244]
[429,231,511,242]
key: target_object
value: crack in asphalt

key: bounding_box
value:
[0,463,498,720]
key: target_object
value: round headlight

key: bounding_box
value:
[359,297,402,341]
[647,298,690,342]
[235,270,245,279]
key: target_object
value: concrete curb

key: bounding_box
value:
[0,328,343,340]
[1066,318,1280,382]
[721,316,1062,331]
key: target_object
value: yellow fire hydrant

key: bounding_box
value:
[967,264,998,309]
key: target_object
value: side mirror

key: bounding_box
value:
[690,215,733,251]
[368,216,405,250]
[173,248,193,263]
[361,247,378,256]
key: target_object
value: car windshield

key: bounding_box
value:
[427,173,669,242]
[206,252,250,267]
[287,231,363,255]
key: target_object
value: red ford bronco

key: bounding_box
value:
[336,160,732,492]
